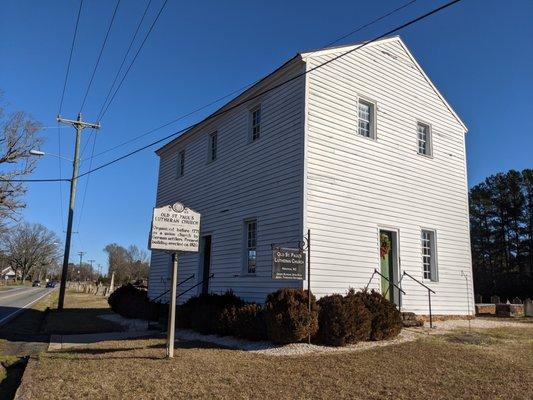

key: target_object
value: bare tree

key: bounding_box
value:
[1,222,61,282]
[104,243,150,284]
[0,96,43,229]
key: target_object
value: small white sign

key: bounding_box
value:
[149,202,201,252]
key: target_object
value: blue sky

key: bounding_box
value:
[1,0,532,271]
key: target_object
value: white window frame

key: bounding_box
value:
[208,131,218,162]
[177,150,185,177]
[249,105,262,142]
[357,98,376,140]
[417,121,433,157]
[421,229,438,282]
[243,219,257,274]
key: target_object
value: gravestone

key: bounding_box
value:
[525,299,533,317]
[512,297,522,304]
[475,294,483,304]
[496,303,524,317]
[490,295,500,304]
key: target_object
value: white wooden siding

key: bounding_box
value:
[303,38,473,315]
[148,60,306,304]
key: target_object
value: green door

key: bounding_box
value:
[380,231,394,303]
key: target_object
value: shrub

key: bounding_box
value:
[233,303,268,341]
[316,292,372,346]
[354,289,402,340]
[177,291,245,335]
[108,284,161,321]
[264,288,318,344]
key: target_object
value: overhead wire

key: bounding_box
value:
[80,0,419,163]
[76,0,463,181]
[56,0,84,231]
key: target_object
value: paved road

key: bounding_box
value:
[0,286,54,326]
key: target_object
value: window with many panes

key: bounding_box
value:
[421,230,438,281]
[177,150,185,177]
[250,106,261,141]
[245,219,257,273]
[417,122,432,156]
[358,99,375,139]
[208,131,217,162]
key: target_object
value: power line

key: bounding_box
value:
[57,0,84,231]
[97,0,169,121]
[58,0,84,114]
[75,0,462,180]
[2,178,70,183]
[96,0,154,121]
[324,0,418,47]
[76,0,155,234]
[80,0,419,163]
[79,0,122,113]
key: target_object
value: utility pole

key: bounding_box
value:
[78,251,86,272]
[57,113,100,311]
[88,259,95,281]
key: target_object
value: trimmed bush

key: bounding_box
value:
[233,303,268,341]
[108,284,162,321]
[316,292,372,346]
[177,291,245,335]
[264,288,318,344]
[354,289,402,340]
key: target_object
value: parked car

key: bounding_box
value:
[46,281,57,288]
[32,280,41,287]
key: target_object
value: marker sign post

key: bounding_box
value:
[149,202,200,358]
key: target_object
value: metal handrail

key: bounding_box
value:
[176,273,214,300]
[151,273,195,303]
[401,271,436,328]
[366,268,406,295]
[402,271,436,294]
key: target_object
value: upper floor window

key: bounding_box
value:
[358,99,375,139]
[421,229,438,281]
[250,106,261,141]
[177,150,185,177]
[208,131,218,162]
[245,219,257,274]
[417,122,432,156]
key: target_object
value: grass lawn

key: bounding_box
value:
[1,290,125,399]
[17,325,533,400]
[42,291,124,335]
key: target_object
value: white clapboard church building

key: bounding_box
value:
[148,36,473,317]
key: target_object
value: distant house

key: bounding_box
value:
[1,267,16,280]
[148,36,473,317]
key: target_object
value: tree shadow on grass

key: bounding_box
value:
[46,339,225,361]
[0,306,125,344]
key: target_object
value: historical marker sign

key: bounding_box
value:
[272,247,306,280]
[149,202,201,252]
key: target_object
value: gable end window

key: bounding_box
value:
[177,150,185,177]
[244,219,257,274]
[250,106,261,141]
[417,122,432,156]
[208,131,218,162]
[358,99,375,139]
[421,230,438,281]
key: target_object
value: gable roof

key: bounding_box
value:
[157,36,466,155]
[300,36,467,132]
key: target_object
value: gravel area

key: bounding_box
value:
[174,328,421,356]
[173,318,532,357]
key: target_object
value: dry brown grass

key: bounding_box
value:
[17,326,533,400]
[42,291,124,334]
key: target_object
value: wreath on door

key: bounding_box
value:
[380,233,391,259]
